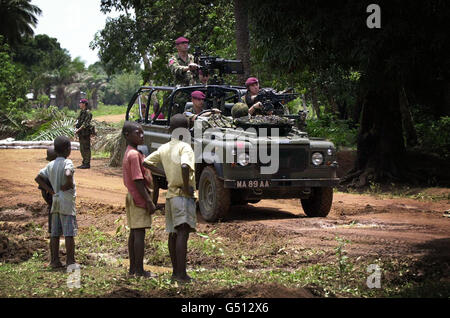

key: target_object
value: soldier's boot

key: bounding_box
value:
[79,136,91,169]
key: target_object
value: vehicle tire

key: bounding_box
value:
[247,199,261,204]
[198,166,230,222]
[301,187,333,217]
[152,176,159,205]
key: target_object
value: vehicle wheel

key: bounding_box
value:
[247,199,261,204]
[301,187,333,217]
[152,176,159,205]
[198,166,230,222]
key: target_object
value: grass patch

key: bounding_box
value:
[1,206,448,298]
[344,183,450,202]
[92,150,111,159]
[91,104,127,118]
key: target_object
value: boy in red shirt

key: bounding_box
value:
[122,121,156,277]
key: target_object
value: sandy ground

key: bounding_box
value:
[0,148,449,264]
[94,114,124,123]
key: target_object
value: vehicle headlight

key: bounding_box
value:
[237,153,250,166]
[327,148,333,156]
[312,152,324,166]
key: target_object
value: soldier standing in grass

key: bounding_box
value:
[75,98,93,169]
[168,37,199,86]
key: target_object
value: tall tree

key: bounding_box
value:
[13,34,71,99]
[248,0,450,185]
[0,36,29,112]
[233,0,251,84]
[0,0,41,47]
[92,0,235,85]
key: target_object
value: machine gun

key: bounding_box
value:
[194,47,244,84]
[254,88,299,115]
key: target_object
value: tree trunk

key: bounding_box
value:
[141,54,152,85]
[345,83,406,187]
[310,87,321,119]
[323,86,338,115]
[233,0,251,85]
[351,92,363,124]
[55,85,65,108]
[91,87,99,109]
[399,86,418,148]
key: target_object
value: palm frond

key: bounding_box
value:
[32,118,77,141]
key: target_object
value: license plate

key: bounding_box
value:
[235,180,270,188]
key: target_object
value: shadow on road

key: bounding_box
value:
[224,203,305,222]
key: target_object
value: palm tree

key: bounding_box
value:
[47,57,85,108]
[0,0,42,47]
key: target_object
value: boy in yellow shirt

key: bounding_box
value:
[144,114,196,283]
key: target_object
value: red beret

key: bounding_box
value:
[245,77,259,87]
[191,91,206,100]
[175,37,189,45]
[79,99,88,104]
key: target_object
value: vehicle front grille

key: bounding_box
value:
[259,146,308,176]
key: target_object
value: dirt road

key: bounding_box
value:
[1,148,449,264]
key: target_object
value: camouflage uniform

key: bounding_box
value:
[76,109,93,167]
[168,53,199,86]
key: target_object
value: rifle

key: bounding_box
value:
[193,47,243,84]
[254,88,299,115]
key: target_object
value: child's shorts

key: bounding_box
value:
[126,193,152,229]
[51,213,77,237]
[165,196,196,233]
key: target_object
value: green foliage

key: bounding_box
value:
[0,0,42,48]
[306,114,357,149]
[31,117,76,141]
[415,116,450,159]
[91,103,128,117]
[93,0,235,84]
[25,106,77,140]
[0,37,30,112]
[36,94,49,107]
[102,72,141,105]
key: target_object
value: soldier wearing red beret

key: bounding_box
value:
[168,37,199,86]
[243,77,265,116]
[75,99,93,168]
[184,91,220,121]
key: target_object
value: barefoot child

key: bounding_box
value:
[144,114,197,283]
[37,146,57,235]
[35,136,77,268]
[122,121,156,277]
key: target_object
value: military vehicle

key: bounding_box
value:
[125,59,339,222]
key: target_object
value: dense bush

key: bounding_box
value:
[305,114,358,149]
[415,116,450,159]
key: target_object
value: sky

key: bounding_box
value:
[31,0,121,66]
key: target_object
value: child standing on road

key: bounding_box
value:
[122,121,156,277]
[144,114,197,283]
[35,136,77,268]
[37,146,57,236]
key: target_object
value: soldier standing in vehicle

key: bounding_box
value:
[243,77,264,116]
[168,37,199,86]
[75,98,93,169]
